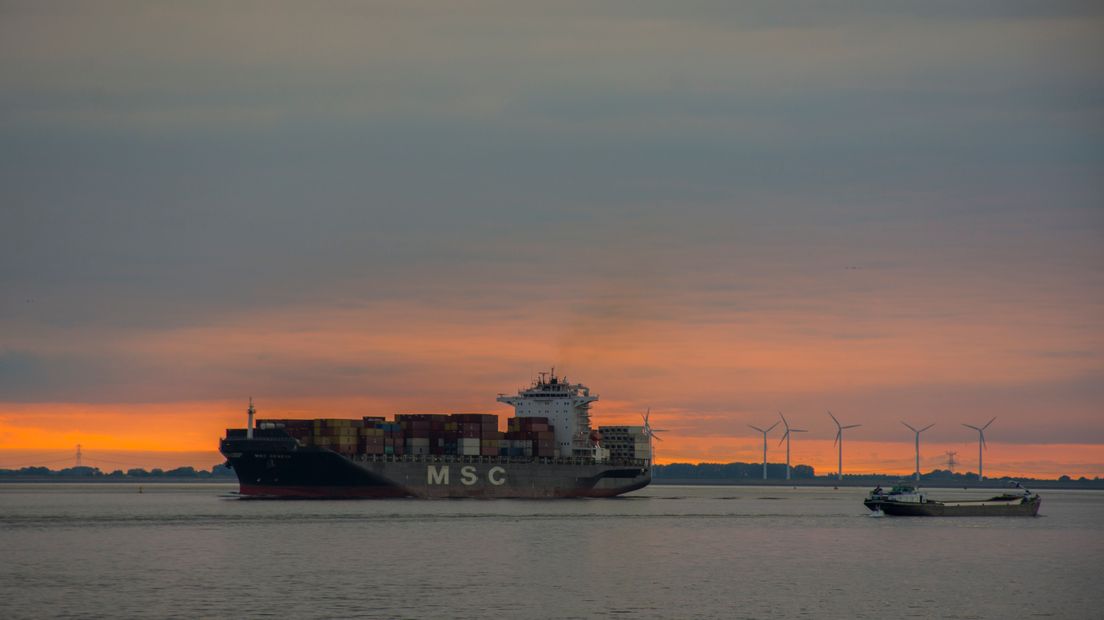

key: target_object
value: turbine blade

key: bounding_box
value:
[843,424,861,429]
[920,424,935,432]
[827,410,839,426]
[792,429,807,433]
[902,421,918,433]
[834,430,840,446]
[982,416,996,430]
[748,424,765,433]
[778,412,788,427]
[766,421,780,432]
[778,430,789,445]
[963,424,980,431]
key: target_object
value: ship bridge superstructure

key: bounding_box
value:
[497,369,598,458]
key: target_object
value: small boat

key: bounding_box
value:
[864,482,1040,517]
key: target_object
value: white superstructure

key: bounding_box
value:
[497,369,598,457]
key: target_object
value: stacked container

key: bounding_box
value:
[257,413,563,459]
[359,425,385,455]
[310,419,363,456]
[257,419,312,443]
[506,417,557,458]
[363,419,404,455]
[395,413,461,456]
[597,425,650,462]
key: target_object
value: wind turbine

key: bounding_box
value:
[827,411,861,481]
[641,408,666,467]
[777,413,807,480]
[748,421,779,480]
[962,417,996,481]
[901,421,934,482]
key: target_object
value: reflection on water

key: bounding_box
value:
[1,484,1101,619]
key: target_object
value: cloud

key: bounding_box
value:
[0,2,1101,471]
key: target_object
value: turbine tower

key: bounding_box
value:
[748,421,779,480]
[641,408,666,466]
[777,413,807,480]
[901,421,934,482]
[827,411,861,481]
[962,417,995,481]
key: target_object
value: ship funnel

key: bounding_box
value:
[247,397,255,439]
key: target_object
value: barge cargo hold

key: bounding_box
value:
[219,371,654,499]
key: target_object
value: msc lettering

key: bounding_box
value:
[426,465,506,485]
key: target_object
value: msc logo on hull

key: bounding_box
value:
[427,465,506,486]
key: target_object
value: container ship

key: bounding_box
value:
[219,371,653,498]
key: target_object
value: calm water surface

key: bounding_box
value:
[1,484,1101,619]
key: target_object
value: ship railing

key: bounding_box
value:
[350,453,649,467]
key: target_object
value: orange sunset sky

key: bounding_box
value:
[2,4,1102,477]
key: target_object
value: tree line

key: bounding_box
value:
[0,465,236,479]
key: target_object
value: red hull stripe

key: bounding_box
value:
[237,483,643,499]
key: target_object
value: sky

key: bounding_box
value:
[1,1,1102,477]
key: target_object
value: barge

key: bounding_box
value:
[864,483,1041,516]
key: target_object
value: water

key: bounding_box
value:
[2,484,1101,619]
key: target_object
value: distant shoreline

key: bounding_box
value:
[3,478,1101,491]
[3,463,1100,490]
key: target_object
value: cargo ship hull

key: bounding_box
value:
[221,435,651,499]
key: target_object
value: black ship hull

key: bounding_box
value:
[866,495,1041,516]
[221,434,651,499]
